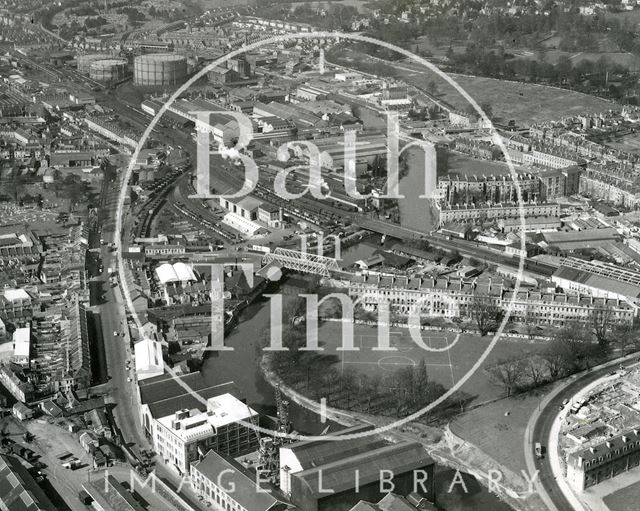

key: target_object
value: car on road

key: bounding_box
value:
[113,331,119,337]
[127,377,133,382]
[62,459,81,470]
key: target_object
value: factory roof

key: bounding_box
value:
[0,454,56,511]
[293,441,434,497]
[283,424,383,470]
[139,373,241,419]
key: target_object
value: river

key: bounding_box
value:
[398,146,439,233]
[198,269,513,509]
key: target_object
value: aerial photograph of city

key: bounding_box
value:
[6,0,640,510]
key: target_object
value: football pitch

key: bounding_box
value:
[318,322,548,403]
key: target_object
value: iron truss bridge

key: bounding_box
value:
[263,247,341,277]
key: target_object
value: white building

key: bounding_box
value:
[134,338,164,381]
[11,326,30,367]
[191,450,283,511]
[155,262,198,285]
[153,393,259,475]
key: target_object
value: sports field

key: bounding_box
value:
[317,322,548,404]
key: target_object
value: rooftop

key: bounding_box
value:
[192,450,281,511]
[294,441,434,497]
[0,454,56,511]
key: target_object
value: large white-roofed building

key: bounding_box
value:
[155,262,198,285]
[134,338,164,381]
[173,262,197,282]
[11,326,30,366]
[3,288,30,303]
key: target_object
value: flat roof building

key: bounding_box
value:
[154,393,259,474]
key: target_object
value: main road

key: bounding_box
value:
[98,173,150,454]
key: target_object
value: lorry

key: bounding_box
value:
[62,458,81,470]
[535,443,544,459]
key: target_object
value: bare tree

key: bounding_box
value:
[470,294,504,336]
[522,307,538,340]
[614,321,640,356]
[543,338,570,380]
[590,305,613,348]
[488,357,523,397]
[525,357,547,387]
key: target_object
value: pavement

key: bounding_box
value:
[524,353,640,511]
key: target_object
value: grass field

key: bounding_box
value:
[603,480,640,511]
[329,48,616,125]
[437,73,616,126]
[603,132,640,154]
[450,388,549,475]
[448,153,513,176]
[318,322,549,405]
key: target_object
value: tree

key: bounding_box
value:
[525,357,547,388]
[339,367,358,410]
[469,294,504,336]
[613,321,640,356]
[590,305,613,348]
[488,357,523,397]
[542,337,571,380]
[522,308,538,340]
[479,102,493,120]
[413,358,429,405]
[544,324,597,376]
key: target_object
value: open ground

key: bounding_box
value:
[317,322,549,405]
[603,477,640,511]
[329,48,616,125]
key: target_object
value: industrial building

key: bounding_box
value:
[542,228,621,252]
[278,424,435,511]
[76,53,110,74]
[82,474,145,511]
[134,53,188,87]
[89,58,128,83]
[153,393,259,474]
[551,257,640,305]
[0,454,56,511]
[137,373,257,471]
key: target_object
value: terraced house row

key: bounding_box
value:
[347,274,635,326]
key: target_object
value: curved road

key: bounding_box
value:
[525,353,640,510]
